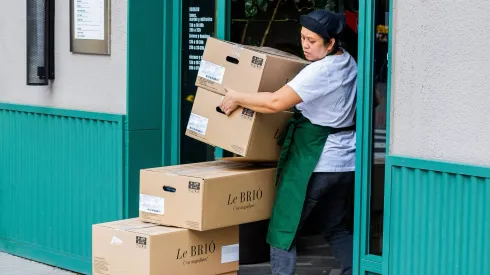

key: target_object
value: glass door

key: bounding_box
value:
[354,0,390,273]
[369,0,390,257]
[180,0,218,164]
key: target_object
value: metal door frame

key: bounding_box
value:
[353,0,393,274]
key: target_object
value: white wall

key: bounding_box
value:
[0,0,127,114]
[390,0,490,166]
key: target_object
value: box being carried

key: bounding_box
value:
[139,160,277,231]
[92,219,239,275]
[196,37,309,95]
[186,88,292,160]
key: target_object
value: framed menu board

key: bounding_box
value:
[70,0,111,55]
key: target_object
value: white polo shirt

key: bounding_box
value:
[287,50,357,172]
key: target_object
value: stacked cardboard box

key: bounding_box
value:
[186,37,309,160]
[92,218,239,275]
[92,37,309,275]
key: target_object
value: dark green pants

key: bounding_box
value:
[270,172,355,275]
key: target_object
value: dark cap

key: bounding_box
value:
[300,10,346,41]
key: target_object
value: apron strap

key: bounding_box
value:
[335,124,356,132]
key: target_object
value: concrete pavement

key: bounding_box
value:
[0,235,342,275]
[0,252,77,275]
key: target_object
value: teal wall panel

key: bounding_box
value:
[125,130,162,218]
[386,156,490,275]
[127,0,163,131]
[126,0,164,219]
[162,0,181,165]
[0,103,125,274]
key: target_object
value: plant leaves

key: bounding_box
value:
[257,0,268,12]
[245,0,258,17]
[324,0,336,11]
[313,0,327,9]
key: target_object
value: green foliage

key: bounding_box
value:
[245,0,269,17]
[312,0,336,11]
[244,0,337,18]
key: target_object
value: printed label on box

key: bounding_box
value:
[241,108,255,120]
[188,181,201,193]
[221,244,239,263]
[251,56,264,68]
[198,60,225,84]
[136,236,148,249]
[139,194,165,215]
[187,113,209,135]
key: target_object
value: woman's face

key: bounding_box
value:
[300,27,335,61]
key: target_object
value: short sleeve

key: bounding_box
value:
[286,62,330,103]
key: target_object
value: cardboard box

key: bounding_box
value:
[246,46,305,61]
[139,160,277,231]
[92,219,239,275]
[185,88,292,160]
[196,37,310,95]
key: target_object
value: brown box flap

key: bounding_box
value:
[132,225,186,236]
[219,157,278,165]
[144,160,272,180]
[244,45,310,63]
[94,219,156,231]
[93,219,186,236]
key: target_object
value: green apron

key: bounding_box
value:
[266,110,355,250]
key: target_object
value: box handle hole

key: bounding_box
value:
[226,56,239,65]
[216,106,226,115]
[163,186,176,193]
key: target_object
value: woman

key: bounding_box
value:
[219,10,357,275]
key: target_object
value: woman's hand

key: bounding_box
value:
[219,87,240,116]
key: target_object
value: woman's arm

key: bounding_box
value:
[219,85,303,115]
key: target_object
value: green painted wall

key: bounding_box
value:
[383,156,490,275]
[0,103,125,274]
[127,0,163,131]
[161,0,181,166]
[126,0,165,218]
[378,0,490,273]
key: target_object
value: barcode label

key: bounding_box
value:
[198,60,225,84]
[187,113,209,135]
[139,194,164,215]
[221,244,239,263]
